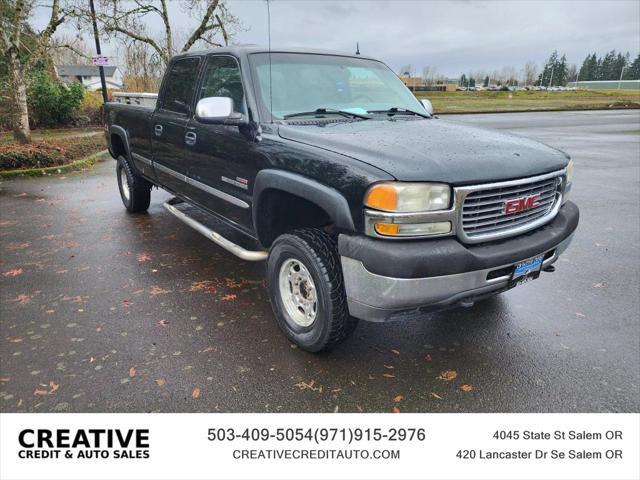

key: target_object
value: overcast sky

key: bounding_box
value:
[37,0,640,77]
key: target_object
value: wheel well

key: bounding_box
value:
[255,189,333,247]
[110,134,127,159]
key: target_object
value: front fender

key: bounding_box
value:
[252,169,356,234]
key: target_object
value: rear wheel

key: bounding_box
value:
[267,228,358,352]
[117,156,151,213]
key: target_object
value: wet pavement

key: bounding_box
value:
[1,109,638,413]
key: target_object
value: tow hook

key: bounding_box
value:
[543,265,556,273]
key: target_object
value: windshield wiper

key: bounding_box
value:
[369,107,432,119]
[283,108,371,120]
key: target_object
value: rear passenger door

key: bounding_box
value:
[151,56,201,193]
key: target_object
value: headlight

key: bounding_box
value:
[365,182,450,212]
[364,182,453,238]
[563,159,574,203]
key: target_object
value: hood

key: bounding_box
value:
[278,118,568,185]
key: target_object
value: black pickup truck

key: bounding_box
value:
[106,47,579,352]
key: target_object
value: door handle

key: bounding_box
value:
[185,131,197,146]
[154,124,163,136]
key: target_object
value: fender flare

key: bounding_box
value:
[252,169,356,235]
[108,125,131,161]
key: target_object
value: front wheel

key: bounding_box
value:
[267,228,358,352]
[117,156,151,213]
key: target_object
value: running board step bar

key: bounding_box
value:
[163,198,268,262]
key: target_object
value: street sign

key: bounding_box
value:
[92,55,110,66]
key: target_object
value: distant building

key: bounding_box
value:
[567,80,640,90]
[55,65,124,91]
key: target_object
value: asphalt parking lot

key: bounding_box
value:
[1,109,638,413]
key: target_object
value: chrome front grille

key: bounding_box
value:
[457,170,564,243]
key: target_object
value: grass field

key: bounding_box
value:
[414,89,640,114]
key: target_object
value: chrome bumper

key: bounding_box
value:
[341,233,574,322]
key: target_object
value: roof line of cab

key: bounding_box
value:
[170,45,376,61]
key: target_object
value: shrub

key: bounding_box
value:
[28,73,85,127]
[80,90,105,124]
[0,134,105,170]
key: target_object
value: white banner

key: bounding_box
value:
[1,413,638,480]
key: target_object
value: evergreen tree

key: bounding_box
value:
[483,75,489,87]
[624,54,640,80]
[578,54,592,82]
[555,54,568,86]
[459,73,467,87]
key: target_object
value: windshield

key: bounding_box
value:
[249,53,424,120]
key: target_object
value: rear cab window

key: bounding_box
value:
[160,57,202,114]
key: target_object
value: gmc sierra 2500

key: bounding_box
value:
[106,47,579,352]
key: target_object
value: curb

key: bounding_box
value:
[0,150,110,179]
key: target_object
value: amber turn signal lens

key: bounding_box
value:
[374,222,400,236]
[365,185,398,211]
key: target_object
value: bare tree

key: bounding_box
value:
[49,35,91,65]
[1,0,69,143]
[523,61,538,86]
[71,0,239,67]
[121,37,162,91]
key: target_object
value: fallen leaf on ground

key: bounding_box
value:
[121,299,132,308]
[149,286,170,296]
[392,406,401,413]
[430,392,443,399]
[437,370,458,381]
[383,364,394,369]
[205,286,217,294]
[48,381,59,393]
[382,373,395,379]
[391,349,400,355]
[356,405,363,412]
[34,388,49,396]
[129,367,136,378]
[3,269,24,277]
[189,280,215,291]
[393,395,404,402]
[294,380,323,393]
[0,377,11,382]
[461,384,474,392]
[593,282,607,288]
[424,354,432,361]
[192,387,201,399]
[156,378,166,386]
[13,294,30,305]
[221,294,237,301]
[576,312,586,318]
[156,319,169,327]
[137,253,151,263]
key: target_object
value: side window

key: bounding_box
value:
[199,56,246,113]
[161,57,201,114]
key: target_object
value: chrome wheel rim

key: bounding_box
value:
[119,167,130,201]
[278,258,317,327]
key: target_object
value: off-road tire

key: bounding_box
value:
[117,155,151,213]
[267,228,358,352]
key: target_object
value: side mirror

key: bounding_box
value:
[420,99,434,115]
[195,97,246,125]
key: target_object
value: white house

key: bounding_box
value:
[55,65,124,91]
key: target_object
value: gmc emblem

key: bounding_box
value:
[503,194,541,214]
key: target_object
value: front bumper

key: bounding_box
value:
[339,201,579,322]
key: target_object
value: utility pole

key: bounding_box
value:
[618,66,626,90]
[89,0,108,104]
